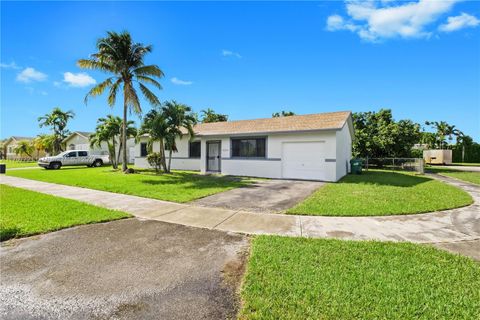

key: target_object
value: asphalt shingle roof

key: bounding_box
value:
[189,111,352,136]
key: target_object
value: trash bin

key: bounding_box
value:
[350,159,363,174]
[0,164,5,174]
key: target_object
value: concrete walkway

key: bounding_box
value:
[1,174,479,244]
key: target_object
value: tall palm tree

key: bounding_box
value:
[162,101,197,173]
[38,107,75,154]
[78,31,164,172]
[139,108,170,172]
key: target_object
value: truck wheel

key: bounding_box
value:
[93,159,103,167]
[50,162,62,170]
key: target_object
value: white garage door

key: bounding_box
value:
[282,141,326,180]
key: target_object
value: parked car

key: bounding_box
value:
[38,150,110,169]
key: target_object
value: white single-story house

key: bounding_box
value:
[63,131,136,163]
[135,111,354,182]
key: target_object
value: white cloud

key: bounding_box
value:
[16,67,47,83]
[326,0,470,41]
[0,61,20,69]
[171,77,193,85]
[439,12,480,32]
[63,72,96,87]
[222,49,242,58]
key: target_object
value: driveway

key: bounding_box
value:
[191,179,324,213]
[0,219,248,320]
[433,165,480,172]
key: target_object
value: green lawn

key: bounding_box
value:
[240,236,480,320]
[288,170,472,216]
[0,184,130,241]
[6,167,251,202]
[0,159,38,168]
[427,167,480,185]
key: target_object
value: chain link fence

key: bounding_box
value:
[361,157,424,174]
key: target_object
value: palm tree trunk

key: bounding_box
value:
[168,149,173,173]
[111,139,117,169]
[122,95,128,172]
[117,138,123,166]
[159,139,167,173]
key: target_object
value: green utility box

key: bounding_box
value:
[350,159,363,174]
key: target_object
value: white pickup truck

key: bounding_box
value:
[38,150,110,169]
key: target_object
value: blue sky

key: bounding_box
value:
[1,1,479,140]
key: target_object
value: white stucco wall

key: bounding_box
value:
[198,131,339,181]
[134,136,201,171]
[335,123,353,181]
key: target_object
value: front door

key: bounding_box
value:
[207,141,221,172]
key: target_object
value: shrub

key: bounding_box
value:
[147,152,164,173]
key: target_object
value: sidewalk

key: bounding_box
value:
[1,174,479,244]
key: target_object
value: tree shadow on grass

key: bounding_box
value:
[140,172,251,189]
[0,227,21,242]
[341,170,432,187]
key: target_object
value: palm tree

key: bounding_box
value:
[90,115,137,169]
[162,101,197,173]
[201,108,228,123]
[78,31,164,172]
[139,108,170,172]
[38,107,75,154]
[272,110,295,117]
[13,140,34,158]
[425,121,456,149]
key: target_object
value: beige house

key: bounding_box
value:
[3,136,46,160]
[63,131,136,163]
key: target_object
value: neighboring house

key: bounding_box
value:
[135,111,354,182]
[3,136,46,159]
[63,131,136,163]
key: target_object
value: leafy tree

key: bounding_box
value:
[352,109,420,158]
[13,140,34,158]
[201,108,228,123]
[272,110,295,117]
[78,31,164,172]
[38,107,75,154]
[162,101,197,173]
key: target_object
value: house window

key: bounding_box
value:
[189,141,201,158]
[231,138,266,158]
[140,143,148,157]
[69,144,75,150]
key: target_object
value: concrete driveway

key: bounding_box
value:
[433,165,480,172]
[191,179,324,213]
[0,219,248,320]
